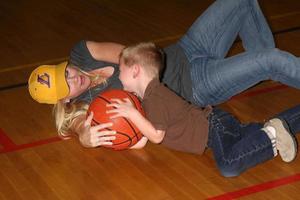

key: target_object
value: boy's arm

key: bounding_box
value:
[130,136,149,149]
[130,110,166,144]
[107,99,166,144]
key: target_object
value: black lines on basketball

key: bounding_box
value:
[122,92,142,140]
[88,89,144,150]
[92,118,100,125]
[97,95,111,104]
[125,92,138,110]
[122,117,139,139]
[105,127,133,146]
[100,91,139,140]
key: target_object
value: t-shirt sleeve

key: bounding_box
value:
[143,97,168,131]
[69,40,94,69]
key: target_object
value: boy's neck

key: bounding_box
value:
[135,76,154,99]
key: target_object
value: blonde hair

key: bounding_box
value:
[120,42,164,79]
[53,67,107,137]
[53,100,88,137]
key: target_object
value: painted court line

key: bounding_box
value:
[0,57,68,73]
[0,128,16,150]
[206,173,300,200]
[0,128,61,153]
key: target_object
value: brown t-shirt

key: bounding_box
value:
[142,78,211,155]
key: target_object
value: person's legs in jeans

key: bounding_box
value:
[179,0,274,61]
[273,105,300,136]
[192,48,300,106]
[207,108,274,177]
[177,0,282,106]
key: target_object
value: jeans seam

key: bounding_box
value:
[211,114,271,165]
[220,141,271,165]
[212,2,251,57]
[248,0,262,41]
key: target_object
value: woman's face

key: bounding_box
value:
[64,66,91,101]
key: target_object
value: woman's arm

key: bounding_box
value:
[107,98,166,144]
[72,112,116,148]
[86,41,125,64]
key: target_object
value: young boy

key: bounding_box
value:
[107,42,297,177]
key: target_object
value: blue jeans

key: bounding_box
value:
[276,105,300,136]
[208,105,300,177]
[179,0,300,106]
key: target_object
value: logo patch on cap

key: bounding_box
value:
[37,73,51,88]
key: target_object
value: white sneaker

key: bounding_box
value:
[264,118,297,162]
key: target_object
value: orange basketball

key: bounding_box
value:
[87,89,144,150]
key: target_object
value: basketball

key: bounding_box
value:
[87,89,145,150]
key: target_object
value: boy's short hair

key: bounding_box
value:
[120,42,164,78]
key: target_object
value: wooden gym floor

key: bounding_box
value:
[1,0,300,199]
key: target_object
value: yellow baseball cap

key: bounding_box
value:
[28,61,70,104]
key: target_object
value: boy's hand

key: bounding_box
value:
[106,98,138,119]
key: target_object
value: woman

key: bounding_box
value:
[29,0,300,147]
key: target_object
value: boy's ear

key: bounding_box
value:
[132,64,140,78]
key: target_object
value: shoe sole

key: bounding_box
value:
[276,118,298,162]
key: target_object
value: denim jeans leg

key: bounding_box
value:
[274,105,300,136]
[192,48,300,106]
[208,108,274,177]
[179,0,274,61]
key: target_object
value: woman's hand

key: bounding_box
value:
[79,112,116,148]
[106,98,138,119]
